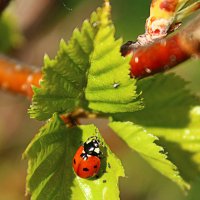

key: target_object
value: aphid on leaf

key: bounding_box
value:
[113,82,120,89]
[72,136,102,179]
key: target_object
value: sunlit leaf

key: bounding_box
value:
[112,73,200,184]
[29,7,103,120]
[85,3,142,113]
[109,121,190,191]
[24,114,124,200]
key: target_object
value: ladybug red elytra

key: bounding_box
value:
[72,136,102,179]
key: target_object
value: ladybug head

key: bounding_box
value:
[83,136,101,157]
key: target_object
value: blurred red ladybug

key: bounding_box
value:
[72,136,101,178]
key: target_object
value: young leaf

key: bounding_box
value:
[29,7,103,120]
[109,121,190,191]
[29,1,143,120]
[24,114,124,200]
[85,3,142,113]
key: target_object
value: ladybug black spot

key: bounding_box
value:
[73,159,76,164]
[93,165,97,169]
[83,168,89,172]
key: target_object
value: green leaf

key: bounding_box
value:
[24,114,124,200]
[85,4,142,113]
[109,121,190,191]
[113,74,200,146]
[29,1,142,120]
[156,138,200,183]
[113,73,200,158]
[144,106,200,183]
[112,73,200,184]
[29,7,103,120]
[113,74,199,126]
[147,106,200,152]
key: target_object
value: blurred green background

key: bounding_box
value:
[0,0,199,199]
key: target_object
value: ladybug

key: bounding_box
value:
[72,136,102,178]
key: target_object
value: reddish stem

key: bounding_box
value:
[129,34,190,78]
[0,56,41,98]
[0,15,200,98]
[122,13,200,78]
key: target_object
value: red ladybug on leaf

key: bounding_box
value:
[72,136,102,179]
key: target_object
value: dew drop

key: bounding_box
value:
[113,82,120,88]
[134,57,139,63]
[145,68,152,73]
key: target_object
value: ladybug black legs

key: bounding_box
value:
[80,152,88,160]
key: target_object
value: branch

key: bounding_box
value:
[0,14,200,98]
[0,55,41,98]
[121,14,200,78]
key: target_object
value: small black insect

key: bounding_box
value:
[113,82,120,89]
[108,162,111,168]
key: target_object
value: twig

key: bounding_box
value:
[121,14,200,78]
[0,16,200,97]
[0,55,41,98]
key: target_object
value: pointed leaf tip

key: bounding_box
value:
[109,121,190,191]
[29,6,104,120]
